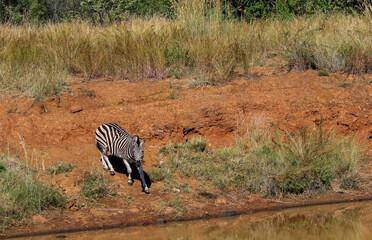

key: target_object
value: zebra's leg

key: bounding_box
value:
[100,152,109,171]
[98,146,109,171]
[96,141,109,171]
[123,160,133,185]
[138,164,149,193]
[105,155,115,176]
[99,147,115,176]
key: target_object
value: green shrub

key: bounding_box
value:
[1,0,364,25]
[47,161,74,175]
[338,81,353,88]
[184,138,207,152]
[318,69,329,76]
[340,177,359,189]
[232,0,362,21]
[148,168,173,182]
[0,162,5,172]
[81,171,115,200]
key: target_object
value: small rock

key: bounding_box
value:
[31,215,47,223]
[220,210,239,217]
[172,188,181,193]
[70,206,79,211]
[66,199,76,209]
[216,196,228,205]
[70,105,83,113]
[66,199,78,211]
[129,208,140,213]
[331,181,341,192]
[55,235,67,239]
[159,161,164,165]
[163,207,176,215]
[333,210,343,220]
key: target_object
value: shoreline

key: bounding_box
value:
[3,192,372,239]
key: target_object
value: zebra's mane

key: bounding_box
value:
[106,123,131,137]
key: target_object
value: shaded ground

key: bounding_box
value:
[0,68,371,237]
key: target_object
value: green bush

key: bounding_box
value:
[148,168,173,182]
[318,69,329,76]
[81,171,115,200]
[47,161,74,175]
[121,0,173,17]
[338,81,353,88]
[1,0,174,24]
[229,0,363,21]
[1,0,365,25]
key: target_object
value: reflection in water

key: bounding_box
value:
[18,201,372,240]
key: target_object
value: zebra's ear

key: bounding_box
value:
[140,140,145,147]
[133,135,140,145]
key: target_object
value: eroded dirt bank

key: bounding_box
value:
[0,69,371,238]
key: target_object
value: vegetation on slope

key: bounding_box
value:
[47,161,74,175]
[81,169,116,201]
[0,155,66,232]
[150,122,365,195]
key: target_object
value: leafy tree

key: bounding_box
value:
[79,0,173,24]
[123,0,173,17]
[227,0,365,20]
[0,0,367,24]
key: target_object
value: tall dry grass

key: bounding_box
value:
[1,0,372,99]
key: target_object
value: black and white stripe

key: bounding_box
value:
[95,123,148,193]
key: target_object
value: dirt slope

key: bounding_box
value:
[0,68,371,237]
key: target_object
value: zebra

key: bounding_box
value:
[95,123,149,193]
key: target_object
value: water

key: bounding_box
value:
[17,201,372,240]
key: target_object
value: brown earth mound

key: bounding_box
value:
[0,68,371,237]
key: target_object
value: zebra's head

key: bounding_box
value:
[132,135,145,167]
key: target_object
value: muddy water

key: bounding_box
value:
[18,201,372,240]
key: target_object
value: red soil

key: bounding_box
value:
[0,68,371,237]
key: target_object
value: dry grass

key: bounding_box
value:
[1,0,372,99]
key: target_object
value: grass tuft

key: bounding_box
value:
[338,81,353,88]
[161,197,187,216]
[318,69,330,76]
[81,170,116,201]
[47,161,74,175]
[148,168,173,182]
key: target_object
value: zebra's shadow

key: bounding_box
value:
[108,155,152,188]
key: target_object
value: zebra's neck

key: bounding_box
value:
[121,141,135,161]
